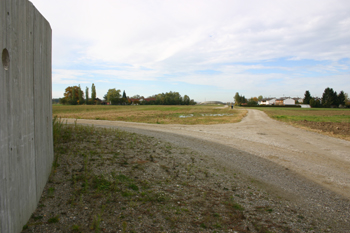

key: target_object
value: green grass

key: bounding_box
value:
[249,107,350,123]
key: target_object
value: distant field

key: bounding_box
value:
[52,105,247,125]
[250,107,350,123]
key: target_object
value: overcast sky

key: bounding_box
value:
[30,0,350,102]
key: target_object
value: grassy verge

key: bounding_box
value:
[52,105,247,125]
[22,119,313,232]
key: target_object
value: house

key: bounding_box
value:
[128,98,140,105]
[275,99,284,105]
[258,98,276,105]
[293,98,303,104]
[283,98,296,105]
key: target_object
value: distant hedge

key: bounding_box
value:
[241,105,302,108]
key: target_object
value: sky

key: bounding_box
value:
[30,0,350,103]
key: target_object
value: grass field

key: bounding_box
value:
[248,107,350,139]
[52,105,247,125]
[249,107,350,123]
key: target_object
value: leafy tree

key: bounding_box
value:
[183,95,190,105]
[71,87,76,105]
[247,98,258,106]
[104,88,121,105]
[78,85,83,104]
[344,93,350,108]
[258,95,263,101]
[303,90,311,104]
[131,94,141,99]
[85,87,89,104]
[155,91,183,105]
[59,97,67,105]
[91,83,96,104]
[142,92,193,105]
[234,92,240,106]
[233,92,246,106]
[64,86,83,104]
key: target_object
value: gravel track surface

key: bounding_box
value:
[65,109,350,231]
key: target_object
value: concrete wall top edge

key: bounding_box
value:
[27,0,52,30]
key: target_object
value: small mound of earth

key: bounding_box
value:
[296,121,350,136]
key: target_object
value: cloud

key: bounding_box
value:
[31,0,350,101]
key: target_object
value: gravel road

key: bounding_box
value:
[65,109,350,231]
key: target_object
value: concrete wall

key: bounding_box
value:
[0,0,53,232]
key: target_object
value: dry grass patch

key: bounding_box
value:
[53,105,247,125]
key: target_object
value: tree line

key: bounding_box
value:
[233,92,263,106]
[143,91,195,105]
[303,88,349,108]
[59,85,195,105]
[59,84,97,105]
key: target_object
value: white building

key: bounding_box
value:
[283,98,296,105]
[258,98,276,105]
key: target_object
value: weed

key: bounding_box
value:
[31,214,43,220]
[92,175,112,191]
[72,224,82,232]
[91,214,101,233]
[122,221,127,233]
[128,183,139,191]
[47,215,59,223]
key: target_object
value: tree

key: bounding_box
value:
[183,95,190,105]
[234,92,240,106]
[131,94,141,99]
[91,83,96,104]
[121,90,127,104]
[303,90,311,104]
[104,88,121,105]
[309,98,321,108]
[85,87,89,104]
[258,95,263,101]
[71,87,76,104]
[63,86,83,104]
[59,97,67,105]
[78,84,83,104]
[322,87,337,108]
[338,91,346,106]
[233,92,246,106]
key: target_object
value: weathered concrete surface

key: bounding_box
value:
[0,0,53,232]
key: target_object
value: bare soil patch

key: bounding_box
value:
[295,121,350,137]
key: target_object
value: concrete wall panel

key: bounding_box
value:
[0,0,52,232]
